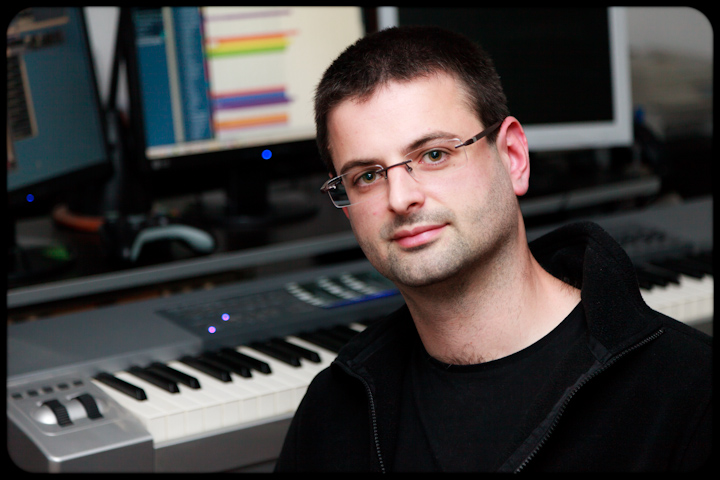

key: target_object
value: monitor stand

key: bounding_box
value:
[51,108,154,232]
[187,167,319,232]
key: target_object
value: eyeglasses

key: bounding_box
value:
[321,120,503,208]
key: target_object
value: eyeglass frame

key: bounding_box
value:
[320,119,504,208]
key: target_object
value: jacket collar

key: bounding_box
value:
[528,221,662,362]
[339,221,662,369]
[331,221,664,471]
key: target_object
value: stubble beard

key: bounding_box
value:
[356,202,516,293]
[382,223,473,289]
[354,169,519,294]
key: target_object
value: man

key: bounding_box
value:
[275,26,711,472]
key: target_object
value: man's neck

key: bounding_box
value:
[400,243,581,365]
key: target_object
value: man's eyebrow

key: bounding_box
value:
[404,131,459,154]
[336,131,460,176]
[338,158,383,177]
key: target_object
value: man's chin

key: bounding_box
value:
[383,252,469,289]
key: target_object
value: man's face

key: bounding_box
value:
[327,73,523,289]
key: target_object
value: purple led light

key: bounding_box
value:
[208,326,217,334]
[222,313,230,321]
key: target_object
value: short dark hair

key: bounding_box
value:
[314,26,509,175]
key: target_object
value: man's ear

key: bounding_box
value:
[496,116,530,196]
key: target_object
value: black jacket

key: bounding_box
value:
[276,221,712,472]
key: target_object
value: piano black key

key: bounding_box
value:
[651,258,704,279]
[147,362,201,389]
[329,325,360,341]
[678,256,713,275]
[693,251,712,264]
[313,327,349,344]
[128,366,180,393]
[268,338,322,363]
[198,352,253,378]
[179,356,232,382]
[635,267,669,287]
[635,275,654,290]
[356,315,383,327]
[638,263,681,284]
[249,342,302,367]
[218,348,272,374]
[317,328,353,346]
[694,253,713,273]
[297,331,344,353]
[94,372,147,400]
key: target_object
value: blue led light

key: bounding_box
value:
[222,313,230,321]
[262,149,272,160]
[26,194,34,203]
[208,326,217,334]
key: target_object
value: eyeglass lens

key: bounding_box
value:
[325,138,468,207]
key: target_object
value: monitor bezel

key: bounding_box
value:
[376,6,634,152]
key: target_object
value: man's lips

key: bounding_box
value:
[391,224,447,248]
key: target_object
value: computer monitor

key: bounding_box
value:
[377,7,634,152]
[7,7,112,283]
[120,7,365,228]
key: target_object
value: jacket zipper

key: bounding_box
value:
[337,363,387,473]
[514,328,665,473]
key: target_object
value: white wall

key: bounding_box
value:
[84,7,120,107]
[625,7,712,59]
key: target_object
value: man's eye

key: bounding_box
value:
[422,149,448,163]
[355,170,379,186]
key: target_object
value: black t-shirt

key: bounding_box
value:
[393,302,587,472]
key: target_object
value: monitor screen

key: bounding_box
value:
[125,7,364,175]
[7,7,110,212]
[377,7,633,152]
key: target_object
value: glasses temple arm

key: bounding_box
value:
[455,120,503,148]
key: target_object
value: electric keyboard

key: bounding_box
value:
[7,198,712,472]
[8,261,404,472]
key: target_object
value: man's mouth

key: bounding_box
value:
[391,224,447,248]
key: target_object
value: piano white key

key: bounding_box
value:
[91,377,173,442]
[235,346,307,410]
[167,361,259,424]
[677,275,713,322]
[115,371,207,438]
[641,274,713,325]
[238,347,312,405]
[231,370,291,418]
[164,361,240,428]
[135,369,226,433]
[642,283,680,313]
[349,322,368,333]
[87,323,368,446]
[173,385,229,432]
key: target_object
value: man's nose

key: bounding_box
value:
[385,163,425,214]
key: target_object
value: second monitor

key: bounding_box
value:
[120,7,365,229]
